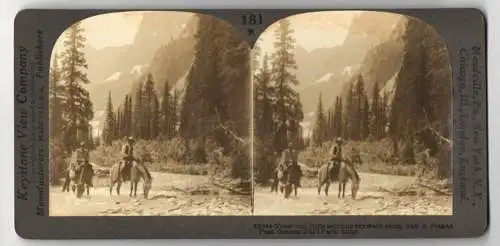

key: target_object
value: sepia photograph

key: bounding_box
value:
[252,11,453,215]
[48,11,252,216]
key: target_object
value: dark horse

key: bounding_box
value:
[271,163,303,199]
[317,160,360,199]
[109,160,153,199]
[61,161,94,198]
[283,164,302,198]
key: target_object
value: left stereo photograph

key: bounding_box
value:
[47,11,252,216]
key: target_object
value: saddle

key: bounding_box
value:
[119,160,139,181]
[327,160,341,182]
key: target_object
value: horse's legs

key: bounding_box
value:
[134,181,138,197]
[129,181,134,197]
[62,177,68,192]
[109,181,113,196]
[342,182,346,198]
[317,181,323,195]
[116,182,121,195]
[324,182,330,196]
[294,185,297,197]
[86,185,90,197]
[338,182,342,198]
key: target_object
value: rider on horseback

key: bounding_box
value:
[329,137,344,181]
[120,136,136,181]
[277,143,300,183]
[72,141,94,187]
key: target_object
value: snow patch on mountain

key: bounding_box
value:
[102,72,121,83]
[130,64,148,75]
[342,66,353,76]
[380,71,398,106]
[314,73,334,85]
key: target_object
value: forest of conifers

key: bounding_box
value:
[49,13,452,186]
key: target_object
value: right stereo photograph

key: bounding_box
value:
[251,10,453,216]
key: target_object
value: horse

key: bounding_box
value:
[270,162,303,198]
[283,163,302,198]
[270,168,281,193]
[317,160,360,199]
[61,161,94,198]
[109,159,153,199]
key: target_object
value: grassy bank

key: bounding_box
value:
[298,138,441,179]
[89,138,239,178]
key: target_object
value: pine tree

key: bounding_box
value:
[337,98,343,138]
[353,75,366,140]
[103,91,115,146]
[160,79,172,138]
[380,92,388,138]
[312,93,327,146]
[362,94,370,140]
[126,95,133,137]
[59,22,93,152]
[344,82,354,140]
[150,93,160,140]
[142,74,156,140]
[370,82,381,140]
[332,97,341,138]
[171,89,178,136]
[49,51,66,185]
[254,53,273,141]
[269,19,303,153]
[251,39,261,75]
[49,51,65,141]
[133,82,143,138]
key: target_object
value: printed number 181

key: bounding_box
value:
[242,14,263,25]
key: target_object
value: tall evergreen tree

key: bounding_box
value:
[370,82,381,140]
[49,51,65,185]
[344,82,354,140]
[269,19,303,153]
[59,22,93,152]
[337,98,343,138]
[160,79,172,138]
[49,51,65,141]
[133,82,143,138]
[362,94,370,140]
[332,97,342,138]
[254,53,273,141]
[171,89,178,136]
[141,74,156,140]
[126,95,133,137]
[312,93,327,146]
[150,94,160,140]
[103,91,115,146]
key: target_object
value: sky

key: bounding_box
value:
[52,11,145,54]
[257,11,361,54]
[52,11,362,59]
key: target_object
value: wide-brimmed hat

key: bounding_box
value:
[128,136,135,142]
